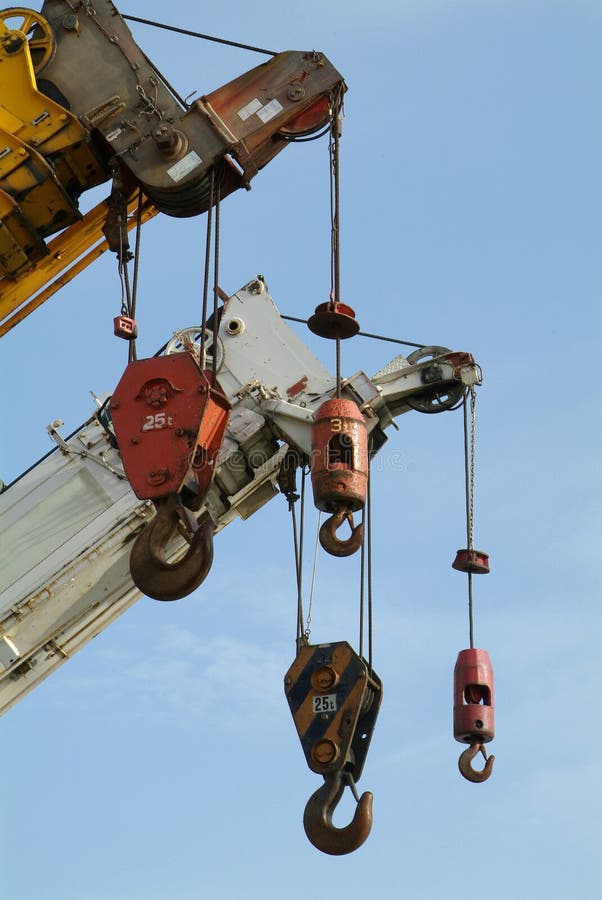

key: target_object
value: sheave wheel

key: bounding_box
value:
[0,8,56,72]
[406,345,466,413]
[164,326,224,373]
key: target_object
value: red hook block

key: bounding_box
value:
[453,648,494,745]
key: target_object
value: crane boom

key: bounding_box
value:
[0,1,345,333]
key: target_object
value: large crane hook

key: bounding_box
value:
[129,497,214,601]
[303,771,373,856]
[318,505,364,557]
[458,742,495,783]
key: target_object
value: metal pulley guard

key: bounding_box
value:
[284,641,382,779]
[109,353,230,501]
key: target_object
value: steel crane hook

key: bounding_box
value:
[319,506,364,557]
[458,742,495,783]
[303,771,373,856]
[129,497,214,601]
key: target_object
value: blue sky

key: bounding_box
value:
[1,1,601,898]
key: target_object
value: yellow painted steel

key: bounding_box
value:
[0,18,90,156]
[0,188,46,276]
[0,124,81,241]
[0,8,56,72]
[0,14,110,294]
[0,195,158,336]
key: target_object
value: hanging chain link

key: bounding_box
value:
[304,507,321,643]
[462,386,478,647]
[328,92,344,398]
[463,386,478,551]
[467,386,477,550]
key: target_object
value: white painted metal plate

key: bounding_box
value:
[257,98,284,124]
[313,694,337,714]
[237,98,263,121]
[167,150,202,183]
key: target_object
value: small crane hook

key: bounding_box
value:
[303,771,373,856]
[458,742,495,783]
[319,506,364,557]
[129,497,214,601]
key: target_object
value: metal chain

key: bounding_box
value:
[305,506,321,643]
[462,387,478,648]
[469,386,477,550]
[463,386,477,551]
[329,97,343,397]
[290,499,304,651]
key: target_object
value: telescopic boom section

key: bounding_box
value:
[0,0,345,329]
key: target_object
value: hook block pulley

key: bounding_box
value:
[110,352,230,600]
[454,648,495,782]
[310,398,368,556]
[285,641,382,854]
[110,353,230,501]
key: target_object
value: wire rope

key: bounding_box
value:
[280,314,427,350]
[199,170,215,370]
[122,14,277,57]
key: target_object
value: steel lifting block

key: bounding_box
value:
[453,648,494,744]
[113,315,138,340]
[110,353,212,500]
[452,548,490,574]
[307,301,360,340]
[285,641,382,779]
[310,398,368,514]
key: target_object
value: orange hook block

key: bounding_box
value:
[310,397,368,514]
[310,397,368,557]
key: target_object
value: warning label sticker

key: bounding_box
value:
[237,98,263,121]
[257,98,284,124]
[167,150,203,183]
